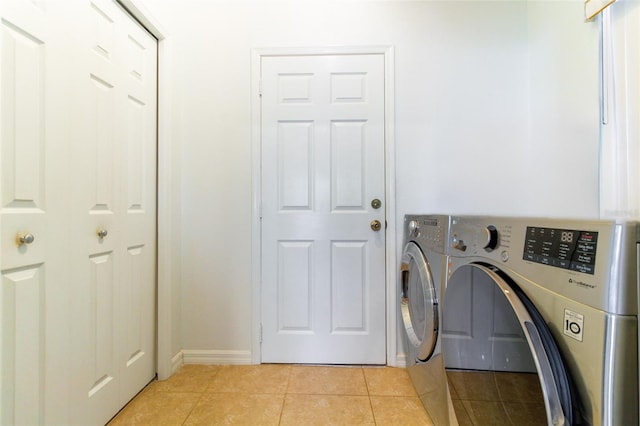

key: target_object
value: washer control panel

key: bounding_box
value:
[405,215,449,254]
[523,226,598,275]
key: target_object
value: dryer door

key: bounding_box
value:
[400,242,439,362]
[444,263,575,426]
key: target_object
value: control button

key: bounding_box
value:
[451,237,467,252]
[408,220,419,237]
[501,251,509,262]
[484,225,499,251]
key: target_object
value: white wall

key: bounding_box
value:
[145,0,602,359]
[526,1,601,218]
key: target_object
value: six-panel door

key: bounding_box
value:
[260,54,386,364]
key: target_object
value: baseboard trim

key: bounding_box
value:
[395,353,408,368]
[182,349,253,365]
[170,351,184,374]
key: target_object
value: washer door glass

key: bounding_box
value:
[443,263,577,426]
[400,241,438,362]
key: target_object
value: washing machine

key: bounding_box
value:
[443,216,638,425]
[399,214,456,425]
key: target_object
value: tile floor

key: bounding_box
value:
[107,364,433,425]
[448,370,546,426]
[108,365,545,425]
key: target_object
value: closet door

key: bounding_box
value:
[68,0,157,424]
[117,4,157,408]
[0,1,74,424]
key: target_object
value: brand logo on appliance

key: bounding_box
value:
[568,278,595,289]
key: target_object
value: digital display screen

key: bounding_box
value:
[523,226,598,274]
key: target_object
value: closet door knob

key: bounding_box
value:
[97,229,108,239]
[18,233,35,245]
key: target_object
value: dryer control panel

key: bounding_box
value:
[523,226,598,275]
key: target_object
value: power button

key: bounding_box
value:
[501,251,509,262]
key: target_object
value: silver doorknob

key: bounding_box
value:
[97,229,108,238]
[370,220,382,231]
[18,233,35,245]
[371,198,382,209]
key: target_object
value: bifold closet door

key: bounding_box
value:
[68,0,157,424]
[0,0,157,424]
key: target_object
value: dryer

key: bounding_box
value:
[399,214,456,425]
[443,216,639,425]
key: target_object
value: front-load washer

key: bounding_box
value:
[399,214,456,425]
[443,216,638,425]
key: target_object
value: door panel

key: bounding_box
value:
[118,14,156,408]
[331,241,367,332]
[278,241,313,331]
[68,0,157,423]
[70,2,121,418]
[331,121,367,210]
[261,54,385,364]
[0,1,69,423]
[1,265,45,425]
[278,121,312,210]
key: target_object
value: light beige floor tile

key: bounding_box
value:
[151,364,220,393]
[447,371,500,401]
[280,394,374,426]
[184,393,284,426]
[462,400,510,425]
[370,396,433,426]
[364,367,417,396]
[208,364,290,394]
[451,399,473,426]
[494,371,543,403]
[108,391,202,425]
[447,374,460,400]
[504,401,547,426]
[287,365,368,395]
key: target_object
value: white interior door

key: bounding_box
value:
[260,54,386,364]
[68,1,157,423]
[0,1,72,424]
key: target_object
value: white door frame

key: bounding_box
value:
[250,46,398,365]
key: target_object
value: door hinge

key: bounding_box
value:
[259,79,262,97]
[259,323,263,343]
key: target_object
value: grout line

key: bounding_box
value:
[361,367,379,426]
[284,364,293,394]
[201,365,221,393]
[180,391,207,426]
[277,365,293,425]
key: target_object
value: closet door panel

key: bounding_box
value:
[69,1,157,423]
[0,1,71,424]
[118,19,157,405]
[68,2,122,423]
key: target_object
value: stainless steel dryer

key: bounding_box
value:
[399,215,455,425]
[443,216,638,425]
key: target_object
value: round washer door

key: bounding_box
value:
[445,263,576,426]
[400,241,439,362]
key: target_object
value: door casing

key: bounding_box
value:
[250,46,397,365]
